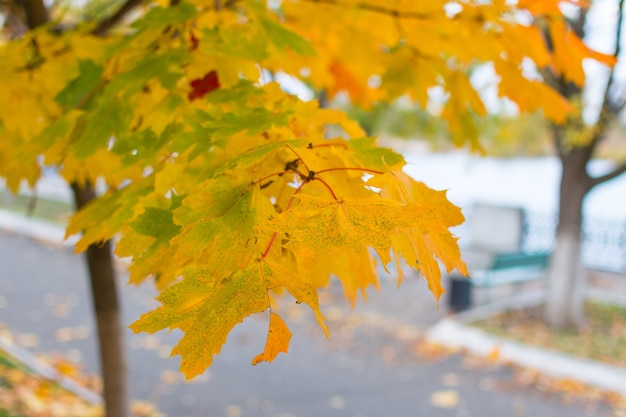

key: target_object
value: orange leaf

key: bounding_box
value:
[252,312,292,365]
[328,60,369,105]
[549,19,617,86]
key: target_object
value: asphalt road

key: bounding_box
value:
[0,231,613,417]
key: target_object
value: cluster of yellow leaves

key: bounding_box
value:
[0,0,614,379]
[273,0,616,148]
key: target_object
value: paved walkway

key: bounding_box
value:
[0,230,618,417]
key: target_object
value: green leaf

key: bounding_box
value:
[33,111,81,153]
[260,17,316,56]
[71,98,132,159]
[191,107,294,148]
[205,79,260,106]
[107,50,190,96]
[132,207,181,240]
[129,206,182,274]
[67,179,152,252]
[112,129,157,166]
[131,2,199,30]
[347,137,405,169]
[54,60,103,110]
[201,26,269,61]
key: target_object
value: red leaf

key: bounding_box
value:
[188,70,220,101]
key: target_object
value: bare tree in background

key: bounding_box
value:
[544,0,626,328]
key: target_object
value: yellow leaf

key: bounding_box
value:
[130,261,270,379]
[310,247,379,307]
[261,257,329,338]
[271,180,466,305]
[273,194,400,268]
[252,312,292,365]
[170,180,275,284]
[487,346,501,363]
[367,171,468,301]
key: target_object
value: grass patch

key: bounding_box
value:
[0,191,73,225]
[471,301,626,368]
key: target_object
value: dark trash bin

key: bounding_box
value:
[448,274,472,312]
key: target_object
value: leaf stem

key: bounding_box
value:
[285,144,310,173]
[261,182,307,259]
[284,182,306,211]
[261,233,278,259]
[312,177,339,201]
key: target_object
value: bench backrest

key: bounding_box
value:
[490,251,551,270]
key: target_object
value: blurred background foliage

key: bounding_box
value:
[341,99,626,159]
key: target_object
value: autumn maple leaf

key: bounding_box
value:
[188,70,220,100]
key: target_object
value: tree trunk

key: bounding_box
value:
[545,149,592,328]
[72,183,130,417]
[19,0,130,414]
[21,0,49,29]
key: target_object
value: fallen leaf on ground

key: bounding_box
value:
[430,389,459,409]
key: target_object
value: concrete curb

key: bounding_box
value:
[0,210,76,248]
[425,292,626,395]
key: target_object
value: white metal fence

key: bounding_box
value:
[461,209,626,273]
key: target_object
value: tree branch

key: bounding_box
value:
[590,161,626,188]
[598,0,624,119]
[569,5,588,39]
[92,0,145,36]
[583,0,624,158]
[614,97,626,115]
